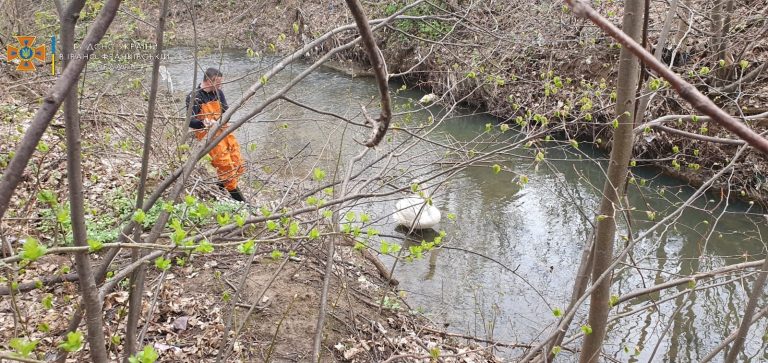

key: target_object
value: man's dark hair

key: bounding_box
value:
[204,67,223,82]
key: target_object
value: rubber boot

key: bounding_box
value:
[229,187,246,203]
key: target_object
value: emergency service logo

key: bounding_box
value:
[6,36,47,72]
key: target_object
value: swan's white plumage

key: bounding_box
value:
[394,196,441,229]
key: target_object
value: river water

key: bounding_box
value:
[162,48,768,362]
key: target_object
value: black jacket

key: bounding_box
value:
[185,87,228,129]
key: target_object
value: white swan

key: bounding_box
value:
[419,93,437,105]
[394,195,441,230]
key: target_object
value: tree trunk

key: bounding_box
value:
[60,1,108,361]
[578,0,644,361]
[123,0,170,359]
[723,224,768,363]
[711,0,725,60]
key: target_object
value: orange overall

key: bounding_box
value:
[193,99,244,191]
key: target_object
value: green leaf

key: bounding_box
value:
[42,293,53,309]
[609,294,619,307]
[570,139,579,149]
[55,207,69,223]
[491,164,502,174]
[581,324,593,335]
[739,60,749,70]
[699,66,711,75]
[293,22,300,34]
[171,229,187,246]
[322,210,333,219]
[266,220,278,231]
[390,243,402,254]
[648,77,661,91]
[260,75,269,85]
[58,331,84,352]
[154,257,171,271]
[485,123,492,132]
[500,124,510,133]
[646,211,656,221]
[237,240,256,255]
[612,118,619,129]
[410,182,420,193]
[191,202,211,219]
[194,240,214,254]
[10,337,38,357]
[552,76,563,88]
[551,346,562,356]
[259,205,272,217]
[288,221,299,237]
[37,190,57,205]
[380,241,391,254]
[430,347,441,359]
[359,213,370,223]
[672,159,681,171]
[270,249,283,260]
[38,322,50,333]
[20,237,47,262]
[36,141,49,152]
[535,151,545,162]
[446,213,457,221]
[216,212,231,226]
[515,175,528,187]
[353,242,366,251]
[184,195,196,205]
[312,168,326,181]
[552,307,563,317]
[308,228,320,240]
[88,239,103,252]
[306,196,319,206]
[409,245,423,259]
[129,345,159,363]
[235,214,246,227]
[132,209,146,224]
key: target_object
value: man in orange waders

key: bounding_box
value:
[186,67,246,202]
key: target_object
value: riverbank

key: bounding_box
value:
[163,0,768,206]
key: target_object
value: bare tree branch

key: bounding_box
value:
[344,0,392,147]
